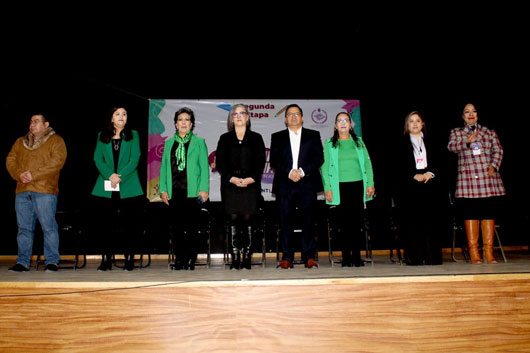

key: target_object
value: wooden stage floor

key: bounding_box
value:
[1,251,530,352]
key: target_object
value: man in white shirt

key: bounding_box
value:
[270,104,324,269]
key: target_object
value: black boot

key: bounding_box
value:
[171,261,184,270]
[230,249,241,270]
[229,225,240,269]
[341,251,352,267]
[352,250,364,267]
[241,248,252,270]
[124,254,135,271]
[97,255,108,271]
[98,254,113,271]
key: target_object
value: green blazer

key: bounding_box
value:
[321,136,374,205]
[91,130,144,199]
[159,134,209,199]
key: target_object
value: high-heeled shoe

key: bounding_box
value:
[171,261,184,270]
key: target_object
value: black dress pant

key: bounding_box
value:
[168,191,201,264]
[278,191,316,262]
[92,194,143,257]
[334,181,365,264]
[400,180,443,265]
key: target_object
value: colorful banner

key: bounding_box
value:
[147,99,361,202]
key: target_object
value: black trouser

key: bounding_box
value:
[92,194,143,257]
[334,181,365,264]
[168,192,201,265]
[278,191,316,262]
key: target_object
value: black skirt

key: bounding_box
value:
[456,196,503,220]
[223,185,260,215]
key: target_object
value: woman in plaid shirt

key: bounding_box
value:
[448,103,506,263]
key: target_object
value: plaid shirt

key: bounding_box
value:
[448,124,506,198]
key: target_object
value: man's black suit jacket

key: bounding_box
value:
[270,127,324,196]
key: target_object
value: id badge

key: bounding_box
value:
[471,142,481,155]
[416,158,427,169]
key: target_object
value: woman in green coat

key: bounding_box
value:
[159,107,209,270]
[321,112,375,267]
[92,107,144,271]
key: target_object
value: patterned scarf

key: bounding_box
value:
[174,132,192,171]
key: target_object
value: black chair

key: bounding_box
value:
[35,210,86,271]
[388,197,404,265]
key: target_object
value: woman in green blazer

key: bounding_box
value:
[321,112,375,267]
[159,107,209,270]
[91,107,144,271]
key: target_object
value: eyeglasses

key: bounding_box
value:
[337,119,349,124]
[232,112,248,118]
[286,112,301,118]
[29,120,43,125]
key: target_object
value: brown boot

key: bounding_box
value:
[464,220,482,264]
[481,220,498,264]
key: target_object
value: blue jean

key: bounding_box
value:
[15,191,60,267]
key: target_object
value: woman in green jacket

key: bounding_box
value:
[159,107,209,270]
[321,112,375,267]
[92,107,144,271]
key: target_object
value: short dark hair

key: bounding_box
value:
[174,107,196,131]
[284,104,303,117]
[30,113,48,123]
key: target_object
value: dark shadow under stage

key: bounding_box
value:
[2,251,530,352]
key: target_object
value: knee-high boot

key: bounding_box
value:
[241,226,252,270]
[230,226,240,270]
[464,220,482,264]
[481,220,497,264]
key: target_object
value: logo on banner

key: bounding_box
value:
[311,108,327,124]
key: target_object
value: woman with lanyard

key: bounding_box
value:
[159,107,210,270]
[321,112,375,267]
[448,103,505,264]
[394,111,443,265]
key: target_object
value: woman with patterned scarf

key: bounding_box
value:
[159,107,210,270]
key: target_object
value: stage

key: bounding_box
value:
[1,251,530,352]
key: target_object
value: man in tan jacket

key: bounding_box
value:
[6,114,67,272]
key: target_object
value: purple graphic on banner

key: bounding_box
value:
[311,108,328,124]
[261,148,274,184]
[147,133,168,180]
[342,99,360,113]
[209,151,217,173]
